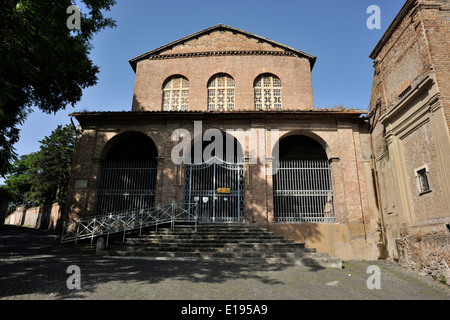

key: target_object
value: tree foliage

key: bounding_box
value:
[0,0,116,176]
[31,124,76,205]
[1,152,39,207]
[2,124,76,208]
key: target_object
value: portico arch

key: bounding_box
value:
[97,131,158,215]
[272,134,335,223]
[184,131,245,222]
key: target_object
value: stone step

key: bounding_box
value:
[144,230,282,236]
[142,233,283,240]
[100,223,342,268]
[122,240,306,248]
[103,248,328,259]
[102,249,341,268]
[197,223,253,227]
[109,244,315,254]
[161,227,269,233]
[149,229,278,234]
[119,256,338,268]
[126,238,294,246]
[169,228,276,233]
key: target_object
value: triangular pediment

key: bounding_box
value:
[129,24,316,71]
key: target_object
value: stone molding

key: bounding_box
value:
[148,50,297,61]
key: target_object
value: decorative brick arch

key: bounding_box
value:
[187,130,244,164]
[272,130,333,160]
[99,131,160,161]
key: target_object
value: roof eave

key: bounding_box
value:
[129,24,317,72]
[369,0,417,60]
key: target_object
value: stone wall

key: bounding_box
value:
[396,221,450,285]
[4,202,62,231]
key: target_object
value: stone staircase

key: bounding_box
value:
[100,223,342,268]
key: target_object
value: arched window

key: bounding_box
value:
[254,73,282,110]
[162,75,190,111]
[207,73,235,111]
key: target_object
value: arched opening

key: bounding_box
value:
[207,73,235,111]
[188,131,244,164]
[184,131,245,222]
[254,73,282,110]
[272,134,335,223]
[162,75,190,111]
[97,132,158,215]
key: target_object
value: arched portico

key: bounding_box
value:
[184,131,245,222]
[96,131,158,215]
[271,134,335,223]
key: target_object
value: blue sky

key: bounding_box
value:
[12,0,406,161]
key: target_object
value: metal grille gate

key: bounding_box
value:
[273,160,335,223]
[184,157,245,222]
[97,161,157,215]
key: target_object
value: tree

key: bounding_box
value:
[1,152,39,208]
[0,0,116,177]
[2,124,76,207]
[29,124,76,205]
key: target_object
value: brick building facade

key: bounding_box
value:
[66,24,379,260]
[368,0,450,282]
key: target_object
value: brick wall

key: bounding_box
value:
[66,111,379,259]
[64,24,379,260]
[4,203,62,231]
[369,0,432,116]
[418,0,450,130]
[368,0,450,281]
[370,0,450,130]
[132,29,314,112]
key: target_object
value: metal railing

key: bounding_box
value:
[61,202,198,246]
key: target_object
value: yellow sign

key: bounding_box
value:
[217,188,231,194]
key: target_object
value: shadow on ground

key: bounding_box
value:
[0,225,326,299]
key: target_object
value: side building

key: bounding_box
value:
[368,0,450,281]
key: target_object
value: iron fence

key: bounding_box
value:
[96,161,157,215]
[273,160,335,223]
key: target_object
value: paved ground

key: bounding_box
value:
[0,225,449,301]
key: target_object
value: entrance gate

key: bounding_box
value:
[97,161,157,215]
[184,157,245,222]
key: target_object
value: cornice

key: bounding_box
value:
[147,50,297,61]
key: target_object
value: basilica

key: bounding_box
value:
[66,0,450,277]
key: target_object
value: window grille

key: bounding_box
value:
[162,76,189,111]
[417,168,430,193]
[254,74,282,110]
[207,74,235,111]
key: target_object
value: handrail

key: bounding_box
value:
[61,202,198,245]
